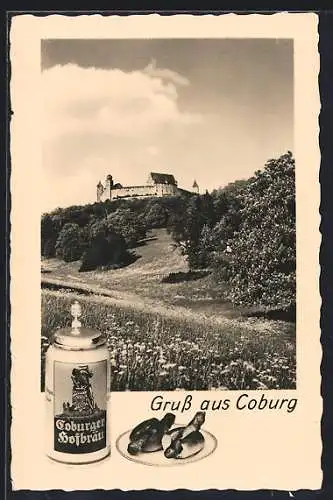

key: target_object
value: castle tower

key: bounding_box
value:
[192,180,199,194]
[97,181,104,203]
[105,175,113,200]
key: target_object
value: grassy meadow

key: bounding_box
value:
[41,289,296,392]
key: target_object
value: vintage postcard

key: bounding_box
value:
[10,13,321,491]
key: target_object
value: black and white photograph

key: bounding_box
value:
[40,37,296,393]
[10,13,321,492]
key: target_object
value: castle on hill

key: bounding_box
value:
[97,172,199,202]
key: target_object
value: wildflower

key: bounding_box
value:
[243,361,255,372]
[257,381,268,389]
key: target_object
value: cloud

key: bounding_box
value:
[41,59,292,214]
[41,63,202,211]
[142,59,190,87]
[42,64,199,142]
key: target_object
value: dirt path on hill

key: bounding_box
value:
[41,228,294,335]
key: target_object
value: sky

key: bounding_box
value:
[41,38,293,212]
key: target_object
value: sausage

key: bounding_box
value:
[162,429,205,459]
[127,435,150,455]
[129,417,160,442]
[159,412,176,432]
[162,412,206,459]
[127,413,176,455]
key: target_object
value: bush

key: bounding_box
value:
[161,270,209,283]
[79,231,128,272]
[55,223,85,262]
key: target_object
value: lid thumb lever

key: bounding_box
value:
[71,300,82,335]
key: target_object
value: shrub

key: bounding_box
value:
[79,231,128,272]
[55,223,85,262]
[161,270,209,283]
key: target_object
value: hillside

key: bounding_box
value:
[41,229,295,392]
[41,152,296,392]
[42,228,243,321]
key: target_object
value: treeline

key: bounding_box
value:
[41,195,189,272]
[41,151,295,312]
[168,151,296,312]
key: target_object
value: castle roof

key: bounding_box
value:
[149,172,177,185]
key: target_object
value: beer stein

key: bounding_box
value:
[45,301,110,464]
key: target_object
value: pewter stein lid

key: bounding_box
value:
[53,300,106,350]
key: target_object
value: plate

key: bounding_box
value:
[115,426,218,467]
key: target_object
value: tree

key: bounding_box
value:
[214,152,296,311]
[196,224,216,267]
[41,214,57,258]
[79,231,128,272]
[212,179,247,231]
[169,192,216,269]
[105,209,147,248]
[206,180,247,263]
[55,223,85,262]
[144,201,168,229]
